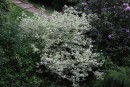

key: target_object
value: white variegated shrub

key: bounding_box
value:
[20,8,104,87]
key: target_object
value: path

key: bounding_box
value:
[11,0,49,16]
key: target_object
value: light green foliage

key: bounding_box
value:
[20,7,103,87]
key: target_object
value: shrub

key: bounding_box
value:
[95,67,130,87]
[0,19,42,87]
[83,0,130,65]
[20,8,104,87]
[0,1,42,87]
[0,0,10,11]
[0,18,43,87]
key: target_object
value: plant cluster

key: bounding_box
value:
[1,0,130,87]
[81,0,130,66]
[0,1,43,87]
[95,67,130,87]
[78,0,130,87]
[20,8,104,87]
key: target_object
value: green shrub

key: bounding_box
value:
[95,67,130,87]
[0,1,42,87]
[83,0,130,65]
[0,18,42,87]
[0,0,10,11]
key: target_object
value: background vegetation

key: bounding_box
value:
[0,0,130,87]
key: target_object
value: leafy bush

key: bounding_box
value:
[20,8,104,87]
[0,1,42,87]
[95,67,130,87]
[0,19,42,87]
[0,0,10,11]
[84,0,130,65]
[0,18,43,87]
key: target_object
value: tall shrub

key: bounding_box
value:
[0,1,42,87]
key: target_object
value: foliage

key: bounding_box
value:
[95,67,130,87]
[0,0,10,11]
[83,0,130,65]
[0,18,42,87]
[0,1,42,87]
[26,0,81,10]
[20,8,104,87]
